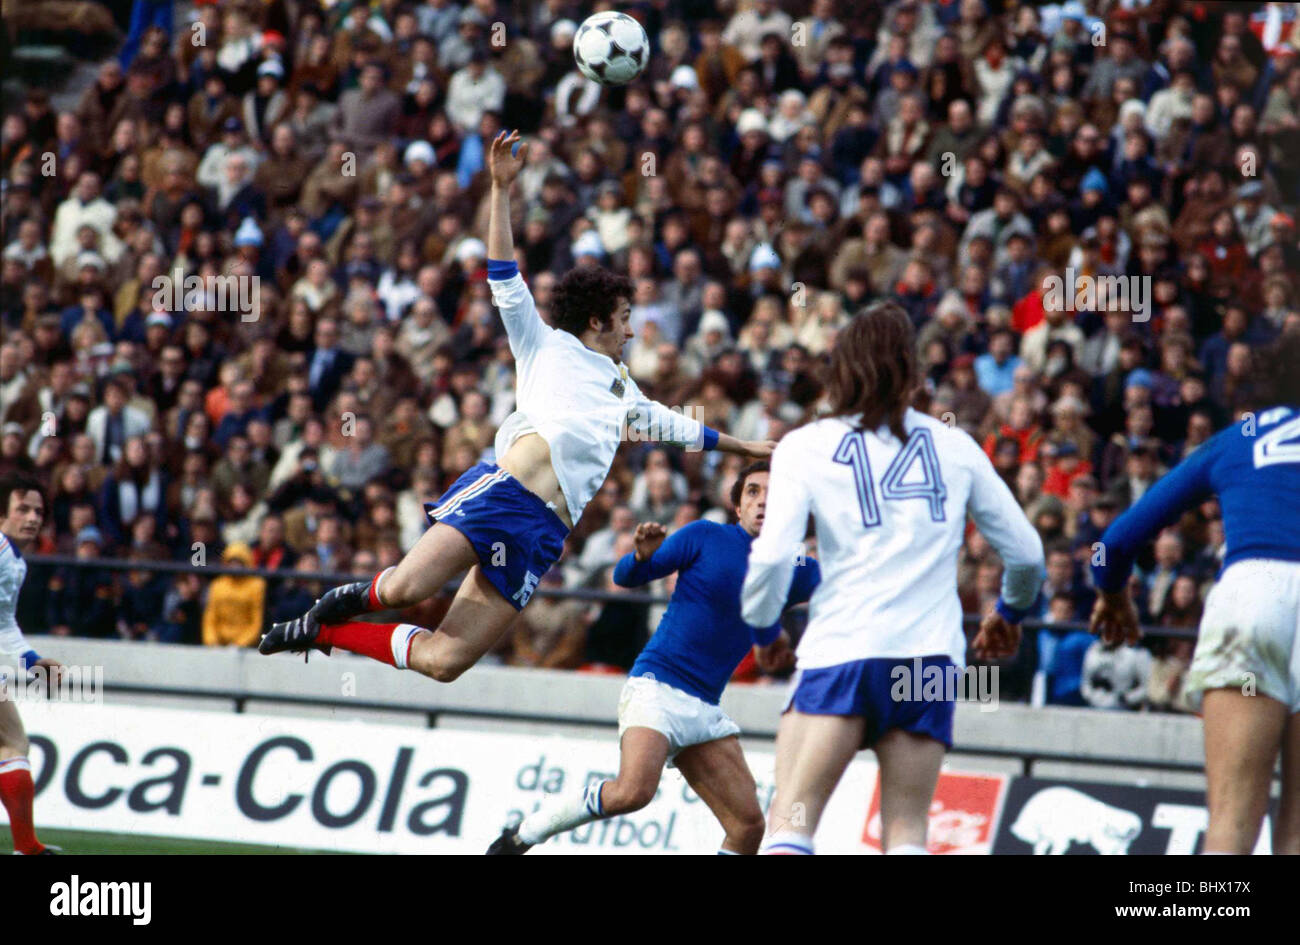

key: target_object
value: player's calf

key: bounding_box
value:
[0,756,47,855]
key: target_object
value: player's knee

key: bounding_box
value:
[735,811,766,851]
[605,778,656,813]
[379,568,420,609]
[422,656,466,684]
[0,734,29,757]
[407,640,466,683]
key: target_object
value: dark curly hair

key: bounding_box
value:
[1254,328,1300,409]
[551,266,633,337]
[0,471,46,519]
[730,460,770,509]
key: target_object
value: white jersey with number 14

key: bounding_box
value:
[742,408,1044,671]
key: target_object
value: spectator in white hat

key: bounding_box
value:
[244,58,289,144]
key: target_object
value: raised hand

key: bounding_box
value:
[488,129,528,188]
[633,521,668,562]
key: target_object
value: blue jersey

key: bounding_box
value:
[613,520,821,705]
[1093,405,1300,593]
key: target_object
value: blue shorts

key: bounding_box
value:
[425,462,569,611]
[784,655,956,749]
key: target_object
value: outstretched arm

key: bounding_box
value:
[626,383,775,458]
[487,130,527,262]
[1089,439,1217,645]
[613,523,700,587]
[485,130,552,357]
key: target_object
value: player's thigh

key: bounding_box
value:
[1201,689,1287,842]
[873,727,946,824]
[613,726,672,803]
[0,697,27,757]
[383,521,478,606]
[770,710,864,831]
[676,735,763,827]
[1276,711,1300,854]
[409,565,518,675]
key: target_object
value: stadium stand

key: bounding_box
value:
[2,0,1298,715]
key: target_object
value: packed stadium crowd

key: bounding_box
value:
[1,0,1298,712]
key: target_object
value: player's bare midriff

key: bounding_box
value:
[497,431,573,529]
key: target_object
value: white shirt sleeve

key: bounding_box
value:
[625,384,704,452]
[962,433,1045,613]
[742,435,811,628]
[0,551,32,662]
[489,272,551,361]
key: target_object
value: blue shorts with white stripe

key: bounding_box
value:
[426,462,570,610]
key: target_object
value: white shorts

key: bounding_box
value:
[1190,559,1300,713]
[617,676,741,763]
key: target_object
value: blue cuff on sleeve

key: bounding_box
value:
[19,650,40,669]
[487,259,518,280]
[995,597,1034,625]
[702,426,720,451]
[753,622,782,647]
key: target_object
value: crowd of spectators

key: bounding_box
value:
[2,0,1298,711]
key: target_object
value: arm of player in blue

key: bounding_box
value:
[1092,437,1218,593]
[612,524,701,587]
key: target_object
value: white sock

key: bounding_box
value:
[886,843,929,855]
[373,567,396,607]
[517,779,607,845]
[761,830,814,855]
[389,623,421,669]
[717,848,740,855]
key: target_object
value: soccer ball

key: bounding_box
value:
[573,11,650,86]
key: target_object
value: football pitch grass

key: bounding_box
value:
[4,826,338,854]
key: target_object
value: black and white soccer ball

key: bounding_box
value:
[572,11,650,86]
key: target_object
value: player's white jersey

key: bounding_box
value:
[742,408,1044,670]
[0,533,33,676]
[489,272,703,524]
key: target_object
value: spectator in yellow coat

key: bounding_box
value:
[201,542,266,647]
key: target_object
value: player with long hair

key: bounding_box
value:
[259,131,772,683]
[741,301,1045,854]
[1091,330,1300,854]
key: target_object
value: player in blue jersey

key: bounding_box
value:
[487,461,820,854]
[1090,331,1300,855]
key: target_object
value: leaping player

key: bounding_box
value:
[487,461,820,855]
[742,302,1045,855]
[259,131,773,686]
[0,473,64,855]
[1090,330,1300,855]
